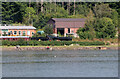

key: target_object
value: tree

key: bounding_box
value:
[2,2,27,24]
[77,17,116,39]
[75,4,89,17]
[77,9,96,40]
[2,2,17,24]
[43,24,53,35]
[73,0,75,15]
[33,12,50,29]
[76,27,95,40]
[67,1,70,14]
[93,3,112,18]
[94,17,116,38]
[41,0,43,12]
[111,9,118,28]
[23,7,36,25]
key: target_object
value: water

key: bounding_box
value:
[2,50,118,77]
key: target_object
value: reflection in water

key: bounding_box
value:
[2,50,118,77]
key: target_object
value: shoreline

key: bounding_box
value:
[0,45,118,51]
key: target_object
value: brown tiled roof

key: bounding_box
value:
[55,21,85,28]
[52,18,86,22]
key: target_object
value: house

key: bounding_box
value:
[47,18,86,37]
[0,25,36,37]
[0,25,36,40]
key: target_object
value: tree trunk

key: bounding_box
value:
[54,0,56,12]
[73,0,75,15]
[62,2,64,8]
[41,0,43,12]
[36,0,39,15]
[67,1,70,15]
[29,0,31,7]
[50,0,52,13]
[29,0,31,25]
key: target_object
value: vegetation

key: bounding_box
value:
[76,3,119,39]
[43,24,53,35]
[1,40,105,46]
[1,2,120,39]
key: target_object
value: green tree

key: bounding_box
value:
[33,12,51,29]
[2,2,27,24]
[77,17,116,39]
[43,24,53,35]
[44,3,68,18]
[2,2,15,24]
[93,3,112,18]
[77,27,95,40]
[94,17,116,38]
[75,4,89,17]
[111,9,118,28]
[23,7,36,25]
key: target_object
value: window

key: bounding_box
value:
[32,32,34,36]
[2,29,8,34]
[2,32,7,36]
[27,31,30,35]
[8,32,10,36]
[68,28,70,33]
[19,31,21,35]
[23,31,26,36]
[14,31,17,35]
[10,31,12,34]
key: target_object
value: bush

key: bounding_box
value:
[1,40,105,46]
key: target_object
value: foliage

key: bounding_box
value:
[1,2,119,39]
[75,4,89,16]
[111,9,118,27]
[43,24,53,35]
[77,17,116,39]
[2,2,119,24]
[1,40,105,46]
[32,33,46,37]
[94,17,116,38]
[2,2,27,24]
[77,28,95,40]
[23,7,36,25]
[93,3,112,18]
[33,12,51,29]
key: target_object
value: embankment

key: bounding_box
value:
[1,45,118,51]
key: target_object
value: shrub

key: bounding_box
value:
[1,40,105,46]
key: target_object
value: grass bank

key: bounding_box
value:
[1,44,118,51]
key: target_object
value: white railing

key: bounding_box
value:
[0,36,29,38]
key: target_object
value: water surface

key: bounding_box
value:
[2,50,118,77]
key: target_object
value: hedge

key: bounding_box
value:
[1,40,105,46]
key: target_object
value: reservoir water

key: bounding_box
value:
[2,50,118,77]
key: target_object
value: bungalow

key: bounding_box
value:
[0,25,36,37]
[47,18,86,37]
[0,25,36,40]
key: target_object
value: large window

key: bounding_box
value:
[2,29,8,35]
[19,31,21,35]
[27,31,30,35]
[32,32,34,36]
[14,31,17,35]
[10,31,12,34]
[23,31,26,36]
